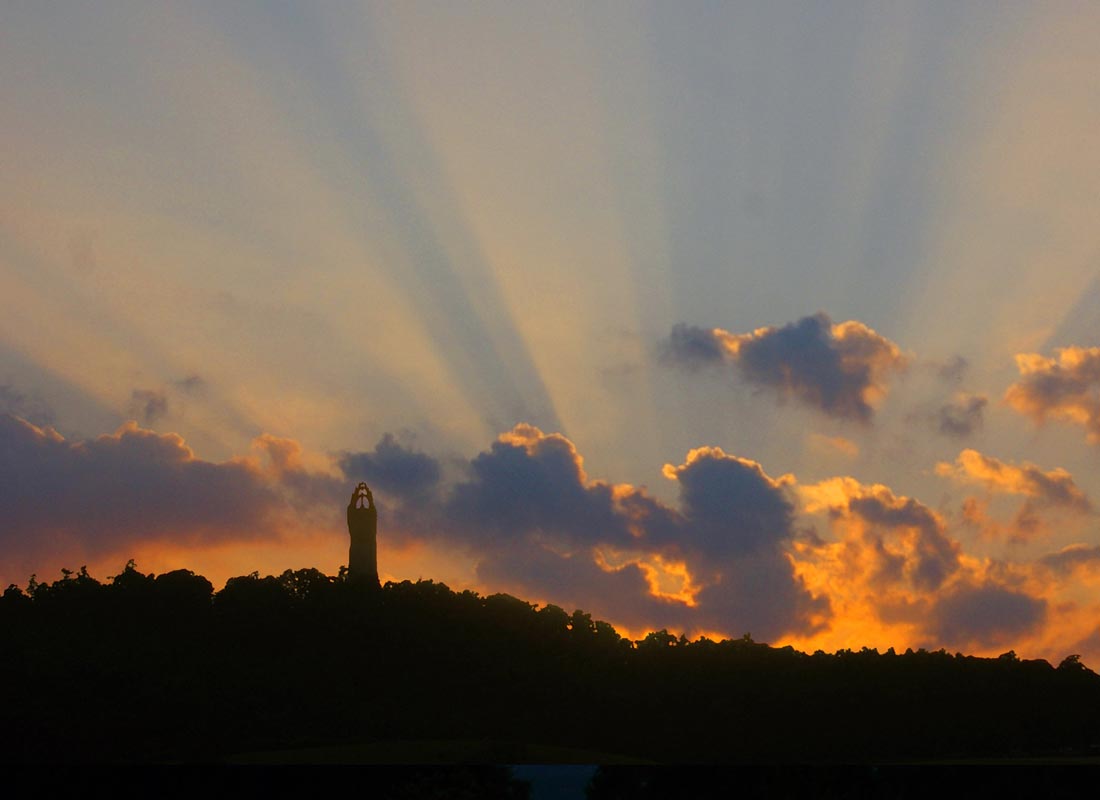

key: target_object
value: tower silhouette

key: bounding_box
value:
[347,482,379,589]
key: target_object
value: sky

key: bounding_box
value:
[3,1,1100,663]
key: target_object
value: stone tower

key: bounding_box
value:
[347,482,379,589]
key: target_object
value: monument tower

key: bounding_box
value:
[347,482,379,589]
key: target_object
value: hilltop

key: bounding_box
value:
[2,563,1099,763]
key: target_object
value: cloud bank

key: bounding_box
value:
[342,425,827,639]
[0,384,55,428]
[0,410,1082,659]
[343,425,1064,653]
[795,475,1056,652]
[0,414,342,575]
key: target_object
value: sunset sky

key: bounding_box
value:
[3,2,1100,664]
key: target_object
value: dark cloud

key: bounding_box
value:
[0,415,339,579]
[443,425,636,549]
[475,542,687,632]
[339,434,442,502]
[0,383,55,427]
[937,394,987,438]
[1039,544,1100,575]
[1005,347,1100,443]
[476,538,827,641]
[371,425,827,641]
[2,411,830,640]
[129,389,168,425]
[927,583,1046,649]
[659,448,828,637]
[0,416,269,562]
[659,313,908,422]
[691,549,829,640]
[125,376,208,426]
[732,314,907,421]
[659,324,726,369]
[662,447,796,559]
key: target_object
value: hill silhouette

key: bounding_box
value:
[3,562,1100,765]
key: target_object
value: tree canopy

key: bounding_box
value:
[3,563,1099,764]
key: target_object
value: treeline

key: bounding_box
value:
[2,563,1099,763]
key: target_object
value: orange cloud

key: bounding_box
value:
[935,449,1092,511]
[807,433,860,458]
[955,495,1050,545]
[791,476,1058,655]
[1005,347,1100,443]
[801,477,960,594]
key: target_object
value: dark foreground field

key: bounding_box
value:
[3,564,1099,766]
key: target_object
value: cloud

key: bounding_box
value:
[937,355,969,383]
[1005,347,1100,443]
[659,324,727,369]
[0,383,55,428]
[443,424,638,549]
[936,394,987,438]
[807,434,859,458]
[0,414,340,576]
[1039,544,1100,575]
[958,496,1050,547]
[252,433,345,510]
[127,376,210,426]
[1009,501,1044,542]
[350,426,1069,650]
[660,313,908,422]
[129,389,169,424]
[339,433,442,502]
[475,541,689,633]
[927,583,1046,650]
[935,449,1092,512]
[793,475,1060,654]
[690,548,829,641]
[2,410,1073,656]
[373,425,827,640]
[661,447,797,560]
[660,447,829,637]
[1069,626,1100,669]
[802,477,961,593]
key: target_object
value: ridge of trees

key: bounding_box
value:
[2,563,1099,763]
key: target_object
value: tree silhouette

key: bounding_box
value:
[2,561,1100,764]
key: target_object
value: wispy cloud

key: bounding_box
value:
[936,394,987,438]
[936,449,1091,512]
